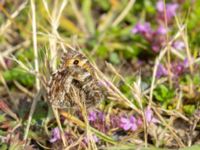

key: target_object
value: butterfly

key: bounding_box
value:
[47,49,104,109]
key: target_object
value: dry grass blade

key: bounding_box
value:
[0,1,28,35]
[23,0,40,142]
[1,0,200,149]
[93,63,141,114]
[59,110,117,145]
[112,0,136,26]
[13,81,34,98]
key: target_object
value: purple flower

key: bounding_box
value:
[98,111,105,122]
[145,107,159,124]
[4,58,13,68]
[156,1,179,22]
[132,22,153,42]
[183,58,189,68]
[88,110,108,132]
[156,1,165,12]
[120,116,138,131]
[88,111,97,122]
[166,3,179,19]
[171,58,189,76]
[152,45,161,52]
[156,64,168,78]
[132,23,152,36]
[83,135,99,144]
[156,26,167,35]
[173,41,185,50]
[110,115,121,128]
[175,63,184,73]
[132,22,167,52]
[137,117,143,126]
[49,127,61,143]
[88,111,105,122]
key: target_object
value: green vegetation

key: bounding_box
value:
[0,0,200,149]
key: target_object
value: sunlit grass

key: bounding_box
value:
[0,0,200,149]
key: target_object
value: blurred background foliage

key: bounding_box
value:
[1,0,200,114]
[1,0,200,149]
[1,0,200,116]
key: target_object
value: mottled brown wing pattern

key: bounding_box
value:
[48,69,75,108]
[47,50,104,109]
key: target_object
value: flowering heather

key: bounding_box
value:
[120,116,138,131]
[132,23,152,39]
[88,111,97,122]
[132,1,180,52]
[110,115,121,128]
[88,110,143,133]
[144,107,159,124]
[156,64,168,78]
[173,41,185,50]
[88,110,108,133]
[2,0,200,149]
[171,58,189,76]
[156,1,179,22]
[83,134,99,144]
[49,127,61,143]
[132,23,167,52]
[156,58,189,78]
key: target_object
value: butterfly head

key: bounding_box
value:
[61,50,92,73]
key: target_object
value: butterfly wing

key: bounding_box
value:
[47,69,75,108]
[48,50,104,109]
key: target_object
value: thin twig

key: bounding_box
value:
[23,0,40,141]
[0,1,28,35]
[23,88,44,140]
[175,16,193,73]
[52,107,67,147]
[70,0,88,35]
[153,107,185,147]
[13,81,34,98]
[2,40,30,57]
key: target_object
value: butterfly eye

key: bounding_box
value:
[73,60,79,65]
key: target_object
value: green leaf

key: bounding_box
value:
[0,114,6,122]
[16,48,34,63]
[153,85,174,102]
[97,45,109,58]
[181,145,200,150]
[193,74,200,85]
[183,105,196,115]
[82,0,95,34]
[109,52,120,65]
[3,67,35,87]
[33,101,48,121]
[0,144,8,150]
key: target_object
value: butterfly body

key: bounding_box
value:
[47,50,103,109]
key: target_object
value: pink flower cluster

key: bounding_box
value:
[120,107,159,131]
[88,110,108,133]
[156,1,179,23]
[132,23,167,52]
[156,58,189,78]
[120,116,142,131]
[49,127,61,143]
[88,107,158,133]
[132,1,181,52]
[49,108,159,143]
